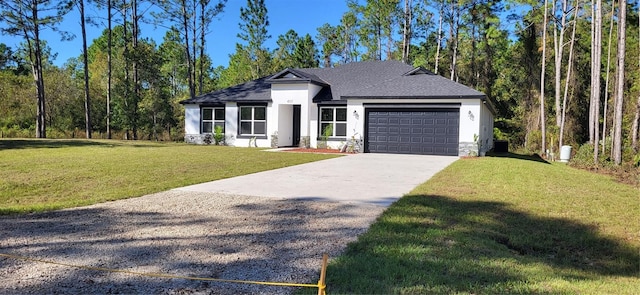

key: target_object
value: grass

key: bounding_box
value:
[0,139,339,215]
[310,153,640,294]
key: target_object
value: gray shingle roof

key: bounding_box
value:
[179,76,271,104]
[181,60,485,105]
[298,60,484,100]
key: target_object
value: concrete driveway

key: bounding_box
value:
[176,153,458,206]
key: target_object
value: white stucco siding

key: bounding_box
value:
[184,104,200,135]
[308,103,319,148]
[480,102,495,152]
[347,101,365,140]
[224,103,238,145]
[458,101,481,144]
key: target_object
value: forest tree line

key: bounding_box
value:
[1,0,639,166]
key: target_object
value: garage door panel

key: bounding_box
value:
[366,108,459,156]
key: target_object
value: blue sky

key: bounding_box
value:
[1,0,349,68]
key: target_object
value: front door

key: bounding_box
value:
[293,105,301,146]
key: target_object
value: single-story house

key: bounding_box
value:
[180,60,495,156]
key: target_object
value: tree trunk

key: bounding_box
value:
[633,4,640,151]
[602,0,615,156]
[450,1,459,81]
[107,0,112,139]
[613,0,626,165]
[540,0,549,156]
[402,0,411,63]
[434,0,443,73]
[80,0,92,138]
[182,0,195,100]
[132,0,139,140]
[27,1,46,138]
[632,95,640,150]
[554,0,568,128]
[199,0,207,95]
[589,0,602,162]
[122,0,130,138]
[559,0,579,150]
[192,0,197,93]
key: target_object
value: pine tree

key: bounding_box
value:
[237,0,270,78]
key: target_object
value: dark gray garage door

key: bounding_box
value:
[366,108,460,156]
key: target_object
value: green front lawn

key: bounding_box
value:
[320,154,639,294]
[0,139,338,215]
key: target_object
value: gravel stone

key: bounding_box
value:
[0,191,384,294]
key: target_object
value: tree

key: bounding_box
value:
[76,0,92,138]
[0,0,72,138]
[558,0,579,150]
[447,0,461,80]
[613,0,626,165]
[553,0,570,128]
[633,2,640,151]
[433,0,445,72]
[237,0,270,79]
[107,0,112,138]
[0,43,17,70]
[401,0,412,63]
[339,11,359,64]
[155,0,191,98]
[217,44,253,87]
[273,29,299,69]
[293,34,319,68]
[158,27,188,96]
[198,0,226,95]
[540,0,549,156]
[316,23,340,67]
[352,0,400,61]
[601,0,615,157]
[590,0,602,162]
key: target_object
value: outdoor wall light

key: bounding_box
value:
[468,110,475,121]
[353,110,359,120]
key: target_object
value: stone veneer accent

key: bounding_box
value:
[458,141,479,157]
[299,136,310,148]
[185,134,207,145]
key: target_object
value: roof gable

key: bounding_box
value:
[403,67,435,76]
[266,68,329,87]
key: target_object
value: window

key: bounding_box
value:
[201,107,225,133]
[320,107,347,137]
[239,106,266,136]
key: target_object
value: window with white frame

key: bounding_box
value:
[201,107,225,133]
[320,107,347,137]
[239,106,266,136]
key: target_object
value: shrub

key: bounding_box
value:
[213,125,225,145]
[570,143,596,168]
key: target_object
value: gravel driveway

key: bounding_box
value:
[0,191,385,294]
